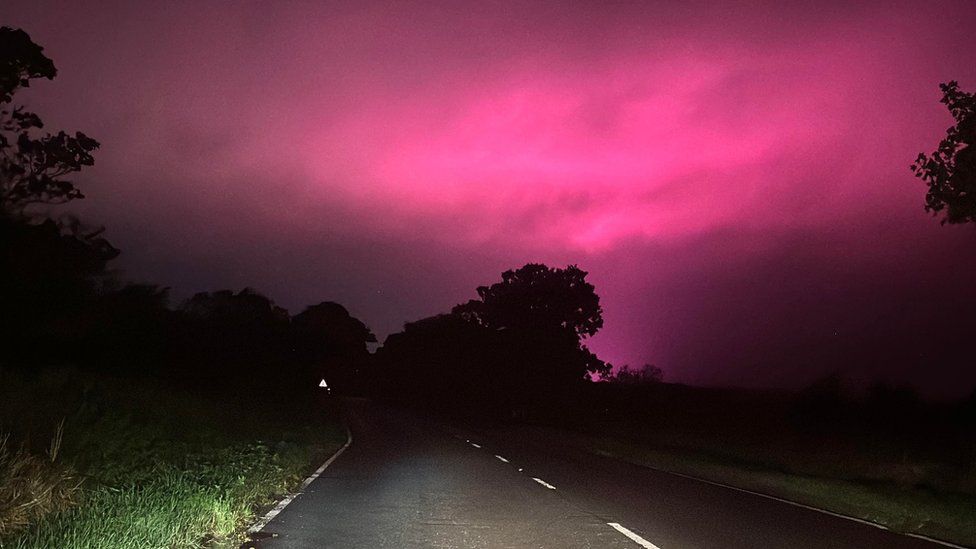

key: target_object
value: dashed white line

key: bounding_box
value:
[531,477,556,490]
[495,454,509,463]
[608,523,661,549]
[470,442,481,449]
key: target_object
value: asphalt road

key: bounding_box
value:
[245,400,947,549]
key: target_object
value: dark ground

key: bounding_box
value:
[245,400,948,549]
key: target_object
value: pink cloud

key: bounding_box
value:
[8,0,976,393]
[293,27,921,252]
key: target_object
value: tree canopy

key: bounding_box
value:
[452,263,603,339]
[0,27,56,103]
[292,302,378,393]
[452,263,608,382]
[911,81,976,224]
[379,263,610,418]
[1,28,117,368]
[0,28,377,402]
[292,301,377,358]
[1,26,99,215]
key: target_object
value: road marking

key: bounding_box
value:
[639,467,966,549]
[495,454,509,463]
[470,442,482,448]
[248,428,352,534]
[517,468,523,472]
[903,533,969,549]
[531,477,556,489]
[680,468,890,530]
[608,523,661,549]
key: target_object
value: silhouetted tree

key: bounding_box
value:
[0,28,116,367]
[912,81,975,224]
[377,264,610,419]
[453,263,602,339]
[1,27,98,215]
[175,288,292,387]
[611,364,664,385]
[0,215,119,365]
[292,302,376,393]
[453,263,609,384]
[0,27,55,102]
[76,283,173,373]
[376,313,509,414]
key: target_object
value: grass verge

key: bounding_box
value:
[0,368,344,548]
[589,437,976,548]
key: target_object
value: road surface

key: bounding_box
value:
[245,400,949,548]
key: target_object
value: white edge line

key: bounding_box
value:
[247,427,353,534]
[495,454,509,463]
[531,477,556,490]
[904,533,971,549]
[636,465,968,549]
[470,442,482,448]
[608,522,662,549]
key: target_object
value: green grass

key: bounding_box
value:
[0,368,344,548]
[589,437,976,548]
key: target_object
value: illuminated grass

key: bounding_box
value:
[8,445,310,549]
[0,370,344,548]
[0,428,80,536]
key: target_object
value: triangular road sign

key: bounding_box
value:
[319,379,328,388]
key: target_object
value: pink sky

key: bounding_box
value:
[9,1,976,395]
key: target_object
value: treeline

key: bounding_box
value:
[0,215,377,395]
[0,27,374,398]
[375,263,613,419]
[3,26,623,412]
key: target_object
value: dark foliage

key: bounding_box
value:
[173,288,292,385]
[608,364,664,385]
[78,283,173,372]
[912,81,976,224]
[453,263,609,382]
[0,26,119,368]
[377,314,511,415]
[0,29,376,402]
[0,215,118,365]
[377,264,609,419]
[1,27,98,215]
[161,291,376,395]
[453,263,603,339]
[292,302,377,394]
[0,27,55,103]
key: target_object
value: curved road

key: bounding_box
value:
[245,400,949,548]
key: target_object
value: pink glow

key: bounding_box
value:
[8,0,976,394]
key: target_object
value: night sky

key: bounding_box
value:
[8,1,976,396]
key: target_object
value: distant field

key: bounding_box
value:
[565,382,976,548]
[589,437,976,547]
[0,368,344,549]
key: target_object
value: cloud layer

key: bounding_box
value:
[9,0,976,395]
